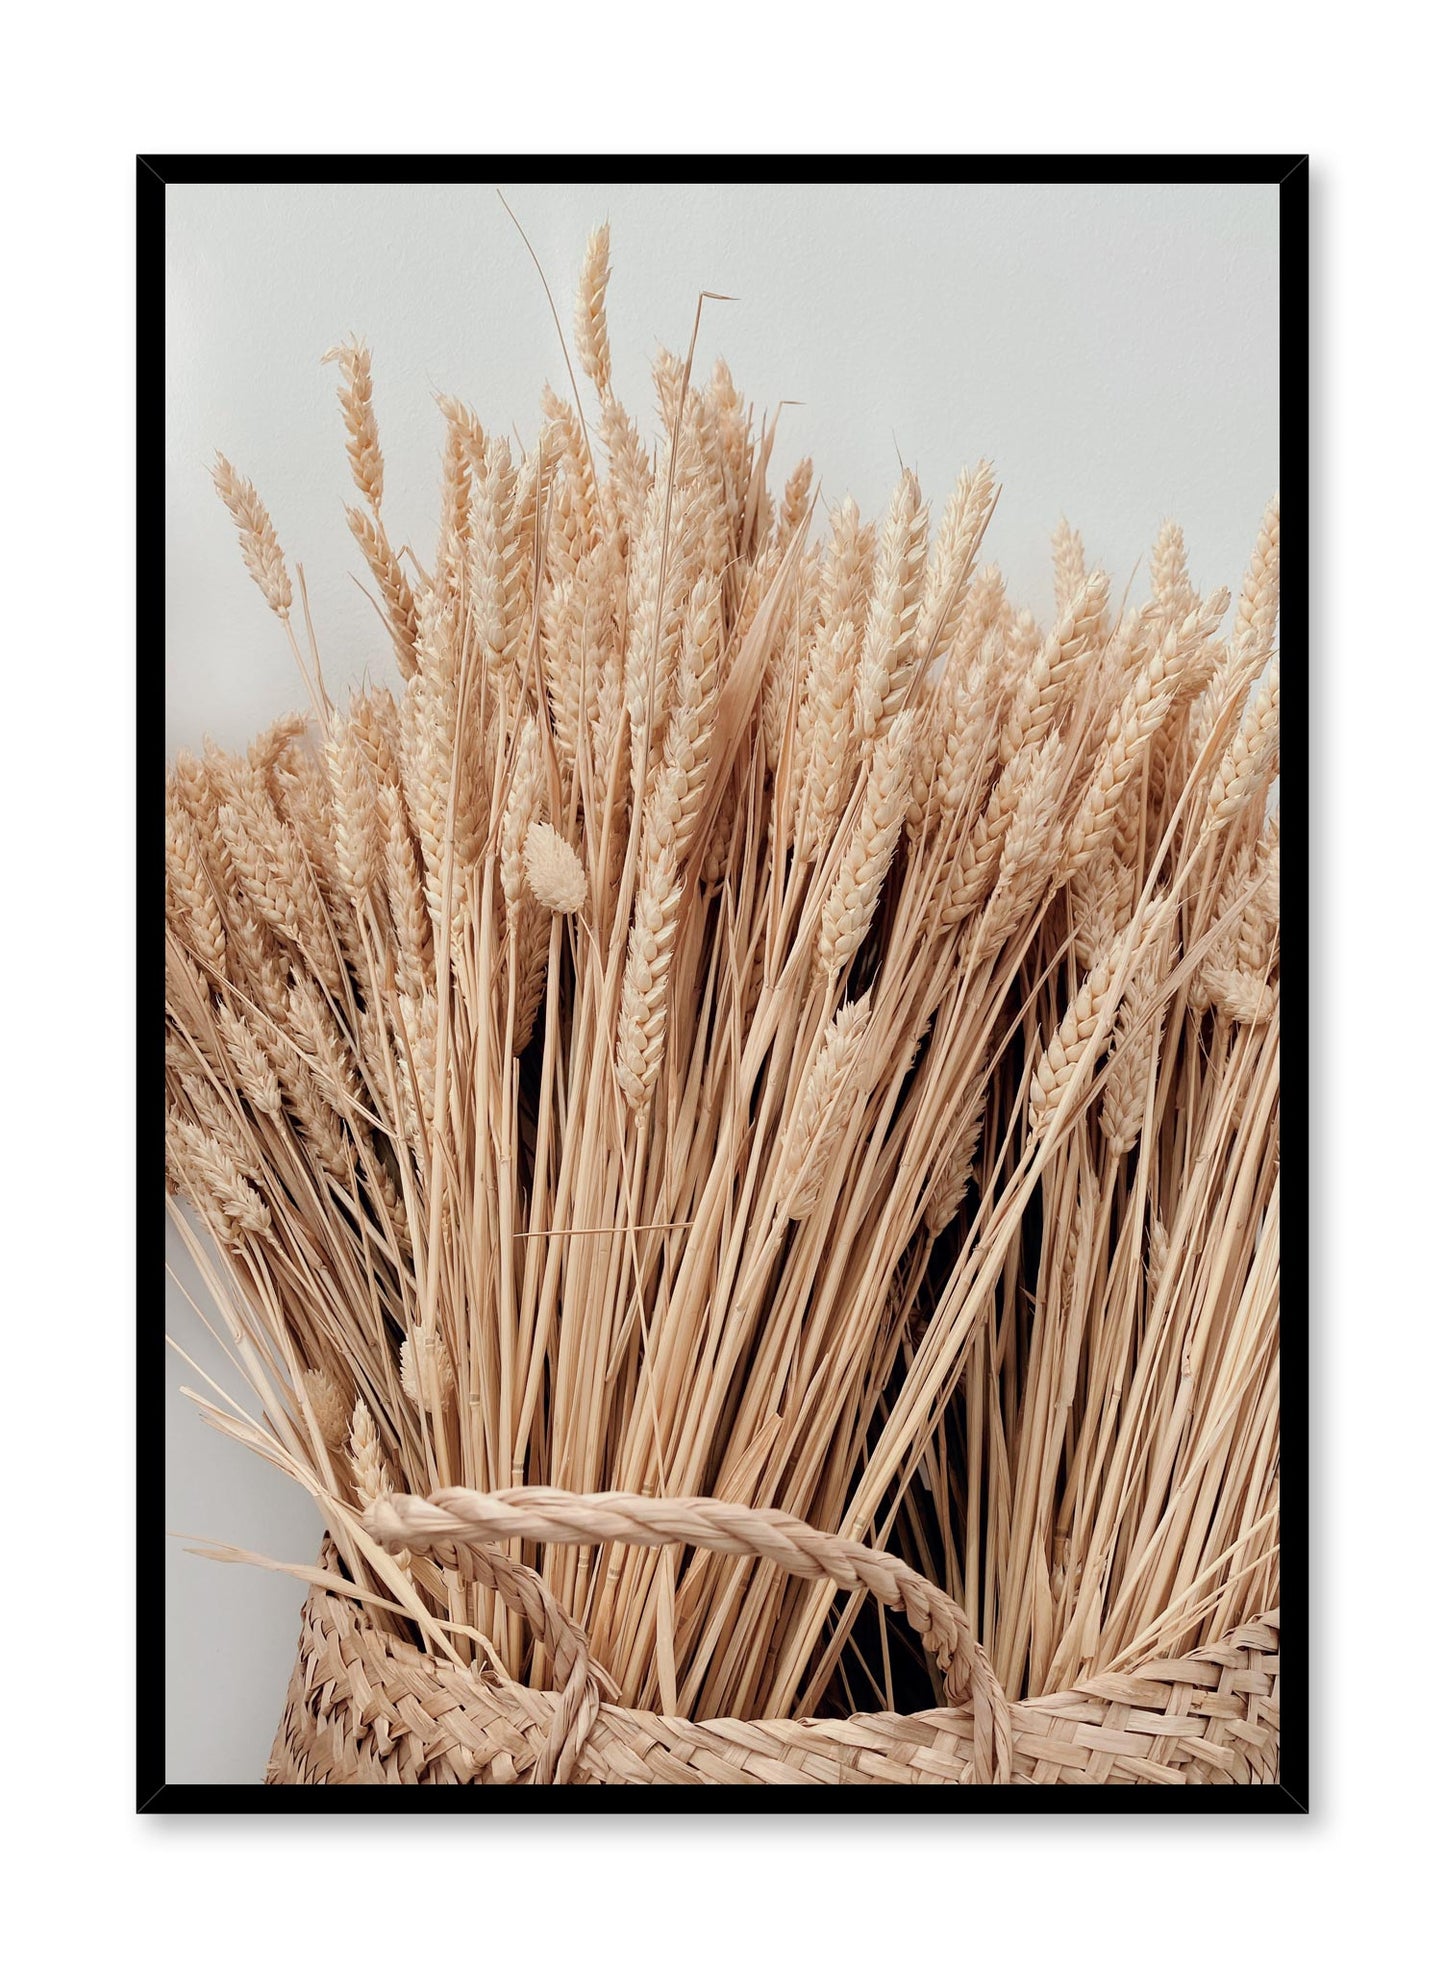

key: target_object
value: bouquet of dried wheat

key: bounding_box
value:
[165,226,1280,1784]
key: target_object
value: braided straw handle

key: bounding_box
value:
[365,1485,1013,1783]
[391,1533,601,1785]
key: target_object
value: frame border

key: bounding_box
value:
[143,153,1305,1813]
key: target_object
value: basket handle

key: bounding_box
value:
[365,1484,1013,1784]
[392,1533,602,1785]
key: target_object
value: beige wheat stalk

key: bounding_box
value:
[854,471,928,754]
[169,231,1281,1755]
[818,709,917,979]
[211,455,292,618]
[784,998,872,1219]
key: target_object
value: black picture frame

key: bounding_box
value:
[143,154,1305,1814]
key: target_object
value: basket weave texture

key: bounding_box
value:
[266,1488,1279,1787]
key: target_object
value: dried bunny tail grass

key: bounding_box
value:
[818,708,916,979]
[918,462,996,665]
[344,505,418,676]
[854,469,928,752]
[1206,656,1280,833]
[1028,918,1135,1134]
[574,223,613,399]
[322,337,384,516]
[211,454,292,617]
[784,996,872,1220]
[1232,495,1280,660]
[399,1328,455,1414]
[1051,519,1088,621]
[301,1366,351,1452]
[524,821,587,915]
[616,842,684,1116]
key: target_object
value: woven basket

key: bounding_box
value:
[266,1487,1279,1786]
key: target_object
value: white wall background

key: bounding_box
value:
[164,178,1279,1782]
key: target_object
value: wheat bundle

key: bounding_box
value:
[166,225,1280,1779]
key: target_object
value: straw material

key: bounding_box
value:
[171,228,1281,1786]
[266,1493,1278,1786]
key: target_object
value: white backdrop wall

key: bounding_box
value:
[164,177,1279,1781]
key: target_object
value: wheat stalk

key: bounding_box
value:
[170,232,1281,1743]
